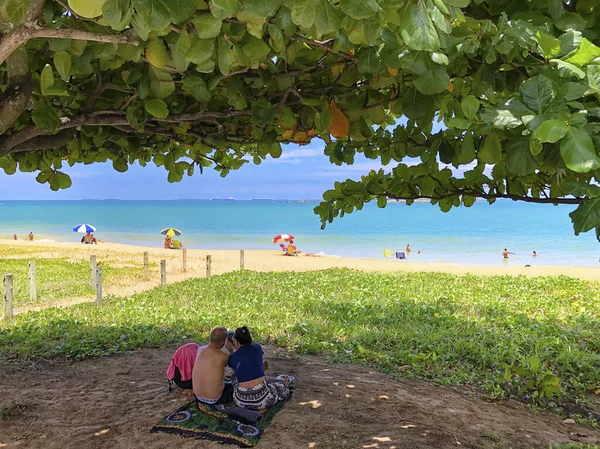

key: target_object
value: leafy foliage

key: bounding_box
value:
[0,1,600,236]
[1,269,599,408]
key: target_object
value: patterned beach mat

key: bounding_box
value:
[151,399,289,447]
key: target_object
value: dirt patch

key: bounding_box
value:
[1,347,598,449]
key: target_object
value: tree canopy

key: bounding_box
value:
[0,0,599,238]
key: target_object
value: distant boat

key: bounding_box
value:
[252,198,271,201]
[212,197,234,201]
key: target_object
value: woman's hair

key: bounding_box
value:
[234,326,253,346]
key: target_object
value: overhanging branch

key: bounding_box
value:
[0,27,138,66]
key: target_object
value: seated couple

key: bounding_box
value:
[164,236,184,250]
[169,326,293,411]
[80,232,97,244]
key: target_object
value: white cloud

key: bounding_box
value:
[264,147,324,164]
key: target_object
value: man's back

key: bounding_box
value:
[192,345,228,400]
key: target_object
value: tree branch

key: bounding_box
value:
[293,35,358,62]
[0,27,138,66]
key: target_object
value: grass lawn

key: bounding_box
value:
[0,258,145,306]
[1,269,599,409]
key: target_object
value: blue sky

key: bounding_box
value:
[0,142,386,200]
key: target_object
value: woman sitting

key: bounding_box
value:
[229,326,293,410]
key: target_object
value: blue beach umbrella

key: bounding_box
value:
[73,224,97,233]
[161,228,182,237]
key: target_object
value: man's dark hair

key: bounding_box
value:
[234,326,253,346]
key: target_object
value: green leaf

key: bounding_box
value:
[145,37,170,68]
[459,130,475,164]
[217,37,232,74]
[340,0,378,20]
[478,133,502,164]
[192,12,223,39]
[267,24,285,52]
[131,0,170,30]
[414,60,449,95]
[446,0,470,6]
[291,0,318,28]
[560,127,600,173]
[482,98,532,130]
[587,65,600,92]
[169,0,197,24]
[182,75,211,102]
[269,142,282,158]
[461,95,479,121]
[56,172,72,189]
[186,38,215,66]
[170,30,191,71]
[550,59,586,79]
[565,38,600,66]
[519,75,554,114]
[401,87,435,121]
[251,99,274,126]
[68,0,106,18]
[536,30,560,59]
[377,196,387,208]
[570,198,600,236]
[535,120,569,143]
[314,0,344,36]
[40,65,54,96]
[505,139,536,176]
[102,0,130,29]
[144,98,169,118]
[240,0,281,17]
[1,0,28,24]
[562,181,600,198]
[357,47,381,74]
[210,0,238,19]
[53,52,71,81]
[149,67,175,99]
[529,134,543,156]
[400,0,440,52]
[241,35,271,62]
[32,100,60,132]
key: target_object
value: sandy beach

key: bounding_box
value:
[1,239,598,283]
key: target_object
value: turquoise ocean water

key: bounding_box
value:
[0,200,598,267]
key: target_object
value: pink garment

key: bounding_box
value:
[166,342,201,382]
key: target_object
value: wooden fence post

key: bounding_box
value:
[240,250,245,270]
[143,251,149,281]
[206,255,212,278]
[3,274,13,320]
[95,266,102,305]
[183,248,187,273]
[28,261,36,302]
[161,259,166,286]
[90,255,97,287]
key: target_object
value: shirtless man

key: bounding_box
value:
[502,248,515,259]
[192,327,234,405]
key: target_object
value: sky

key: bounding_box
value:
[0,142,388,200]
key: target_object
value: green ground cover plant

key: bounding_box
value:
[1,269,599,408]
[0,258,144,305]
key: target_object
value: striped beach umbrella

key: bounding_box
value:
[161,228,182,237]
[73,224,96,233]
[272,234,294,243]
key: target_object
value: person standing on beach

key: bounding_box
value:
[28,232,34,241]
[406,244,411,255]
[533,251,537,257]
[192,327,234,405]
[12,234,17,240]
[502,248,515,259]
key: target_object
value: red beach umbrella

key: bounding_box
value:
[273,234,294,243]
